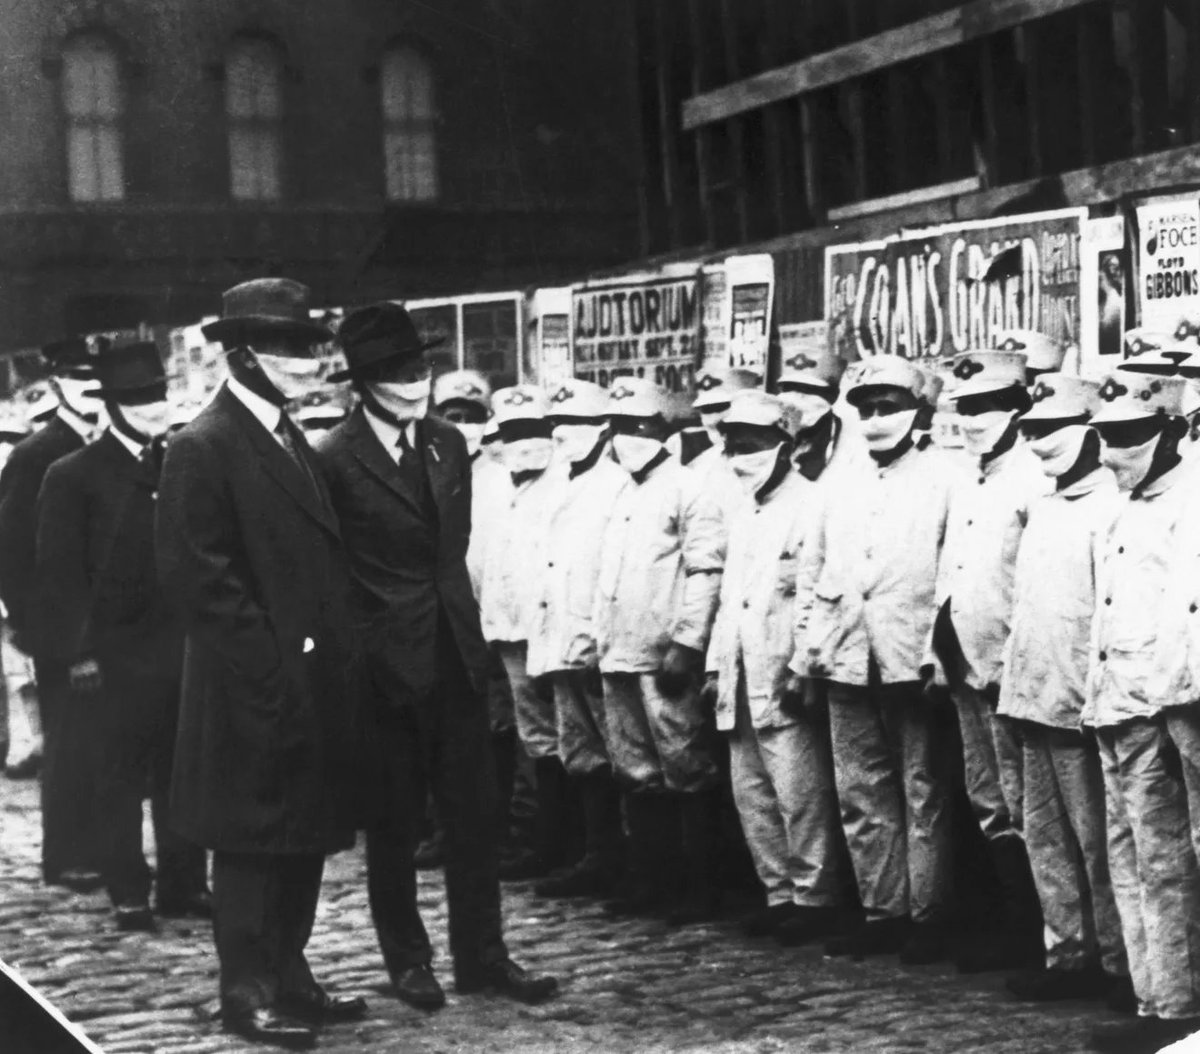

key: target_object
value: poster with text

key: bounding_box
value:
[1136,196,1200,335]
[699,264,728,372]
[825,208,1085,364]
[1079,215,1125,377]
[530,286,572,386]
[724,253,775,372]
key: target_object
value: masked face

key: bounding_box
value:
[456,421,486,458]
[777,390,832,432]
[699,407,728,445]
[957,409,1017,458]
[729,444,783,495]
[118,399,172,441]
[1101,432,1160,492]
[369,377,431,422]
[54,376,101,420]
[1027,424,1091,479]
[503,436,554,474]
[553,422,607,465]
[252,352,326,403]
[859,408,918,453]
[611,433,664,474]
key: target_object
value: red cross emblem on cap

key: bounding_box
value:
[1098,378,1128,402]
[1140,380,1163,401]
[953,358,985,381]
[696,374,721,391]
[502,390,533,406]
[999,337,1025,351]
[1176,320,1199,340]
[786,353,818,371]
[1128,337,1154,356]
[458,382,484,398]
[611,385,636,401]
[1031,381,1055,402]
[551,386,574,403]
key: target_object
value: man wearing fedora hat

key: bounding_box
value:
[0,335,106,893]
[316,301,558,1011]
[35,338,208,933]
[157,278,367,1049]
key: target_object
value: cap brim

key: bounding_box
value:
[1116,360,1180,376]
[325,337,443,383]
[1021,402,1091,422]
[201,315,334,344]
[1089,404,1156,425]
[845,382,914,407]
[950,378,1026,401]
[692,393,731,410]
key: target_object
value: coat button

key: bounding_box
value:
[1099,650,1107,661]
[1118,546,1125,554]
[1105,598,1112,606]
[742,600,749,609]
[1191,604,1198,614]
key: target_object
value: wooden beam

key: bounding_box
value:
[681,0,1102,130]
[652,0,684,247]
[1187,0,1200,141]
[1075,4,1101,165]
[685,0,717,246]
[1017,24,1044,176]
[826,176,983,222]
[717,0,751,243]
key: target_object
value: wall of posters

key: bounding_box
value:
[825,209,1085,363]
[1079,215,1126,377]
[724,254,775,372]
[1136,196,1200,334]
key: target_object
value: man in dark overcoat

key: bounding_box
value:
[35,338,210,932]
[156,278,366,1050]
[0,336,104,891]
[316,302,557,1010]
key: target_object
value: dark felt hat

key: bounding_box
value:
[201,278,333,345]
[327,301,443,383]
[96,339,168,404]
[41,336,95,378]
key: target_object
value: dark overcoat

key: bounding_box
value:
[155,386,361,855]
[0,417,85,641]
[34,431,181,682]
[314,407,491,708]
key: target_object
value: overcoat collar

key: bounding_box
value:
[216,385,339,537]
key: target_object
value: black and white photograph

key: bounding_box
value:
[3,3,1200,1054]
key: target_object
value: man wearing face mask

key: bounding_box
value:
[295,391,346,445]
[478,385,574,883]
[524,379,628,899]
[594,377,725,924]
[773,346,851,480]
[794,356,959,962]
[1081,371,1200,1054]
[930,350,1050,973]
[317,306,557,1012]
[995,375,1130,1008]
[0,335,105,892]
[669,366,761,468]
[702,391,847,942]
[35,339,209,933]
[159,279,366,1049]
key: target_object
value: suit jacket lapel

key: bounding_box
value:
[420,421,453,520]
[217,387,340,537]
[345,407,429,518]
[96,432,157,491]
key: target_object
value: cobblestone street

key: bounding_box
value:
[0,774,1109,1054]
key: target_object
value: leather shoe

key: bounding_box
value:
[4,755,40,779]
[413,833,444,871]
[222,1007,316,1050]
[1089,1016,1200,1053]
[1006,965,1110,1002]
[774,906,846,947]
[456,958,558,1004]
[114,904,156,933]
[277,989,367,1024]
[157,890,213,919]
[391,965,446,1010]
[825,916,911,958]
[47,867,104,894]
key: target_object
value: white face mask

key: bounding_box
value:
[1028,424,1091,479]
[253,352,326,403]
[859,408,919,453]
[778,391,833,432]
[456,421,486,458]
[54,376,101,420]
[553,422,607,465]
[119,399,172,440]
[699,410,727,446]
[958,409,1017,458]
[612,433,665,474]
[729,445,783,495]
[503,436,554,474]
[369,377,431,422]
[1101,433,1160,492]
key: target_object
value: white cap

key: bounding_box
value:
[778,342,842,392]
[845,357,926,405]
[1024,373,1101,421]
[547,378,609,418]
[491,385,549,425]
[719,390,797,436]
[948,350,1028,401]
[433,370,492,411]
[607,376,672,418]
[1091,373,1186,424]
[995,330,1065,373]
[692,366,761,411]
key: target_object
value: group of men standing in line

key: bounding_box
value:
[5,271,1200,1054]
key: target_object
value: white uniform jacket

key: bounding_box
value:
[999,468,1121,729]
[1085,460,1193,728]
[478,464,563,645]
[935,443,1051,690]
[707,469,814,732]
[794,444,961,687]
[526,453,629,677]
[593,454,725,673]
[466,453,513,598]
[1147,478,1200,710]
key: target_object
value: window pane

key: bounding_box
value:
[67,127,99,201]
[226,38,282,119]
[463,301,518,386]
[63,36,121,118]
[95,126,124,200]
[382,46,433,120]
[230,126,280,201]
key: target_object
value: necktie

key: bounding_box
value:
[274,415,320,496]
[395,423,414,461]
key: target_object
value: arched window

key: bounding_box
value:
[382,45,437,202]
[225,35,284,201]
[62,34,124,202]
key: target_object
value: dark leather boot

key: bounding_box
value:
[956,833,1043,973]
[666,789,723,926]
[536,766,623,898]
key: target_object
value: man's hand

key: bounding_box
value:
[68,658,102,694]
[655,642,704,697]
[781,673,807,718]
[699,673,719,711]
[920,661,949,705]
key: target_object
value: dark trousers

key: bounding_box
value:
[97,671,206,907]
[36,659,103,879]
[366,630,507,979]
[212,851,325,1013]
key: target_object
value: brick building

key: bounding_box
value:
[0,0,642,374]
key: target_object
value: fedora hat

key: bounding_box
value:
[201,278,333,345]
[96,339,169,404]
[327,301,443,383]
[41,335,95,379]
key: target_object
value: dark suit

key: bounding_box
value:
[0,414,101,879]
[35,432,206,907]
[156,385,362,1013]
[316,407,506,979]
